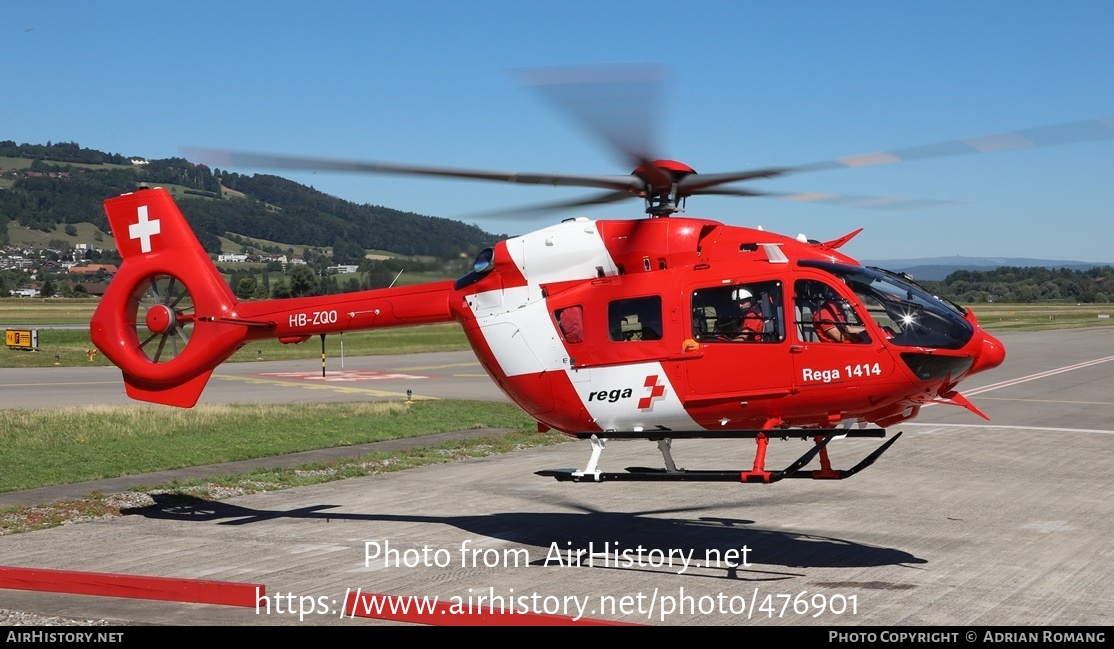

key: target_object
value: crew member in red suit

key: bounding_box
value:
[732,288,765,341]
[557,305,584,344]
[814,296,868,343]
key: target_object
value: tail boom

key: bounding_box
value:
[90,187,454,407]
[232,281,455,342]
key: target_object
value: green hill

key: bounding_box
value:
[0,140,503,260]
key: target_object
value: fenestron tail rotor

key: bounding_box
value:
[132,274,195,363]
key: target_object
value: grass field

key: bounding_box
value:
[968,303,1114,331]
[6,221,114,249]
[0,157,133,173]
[0,400,544,493]
[0,400,569,535]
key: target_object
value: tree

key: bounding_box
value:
[41,278,56,298]
[288,266,318,297]
[235,275,257,300]
[271,280,291,299]
[333,237,364,264]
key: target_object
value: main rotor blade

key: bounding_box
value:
[516,64,665,174]
[681,116,1114,194]
[796,116,1114,173]
[696,187,964,210]
[184,147,647,194]
[462,189,638,220]
[678,167,790,193]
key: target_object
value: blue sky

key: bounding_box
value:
[4,1,1113,262]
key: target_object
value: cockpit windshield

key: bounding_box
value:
[800,261,974,350]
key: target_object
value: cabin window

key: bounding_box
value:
[691,281,784,342]
[554,306,584,344]
[608,296,662,342]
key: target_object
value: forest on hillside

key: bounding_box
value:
[0,141,501,259]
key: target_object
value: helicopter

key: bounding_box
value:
[87,72,1111,486]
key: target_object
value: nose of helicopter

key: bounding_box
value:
[968,331,1006,376]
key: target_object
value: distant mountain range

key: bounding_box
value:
[861,257,1114,281]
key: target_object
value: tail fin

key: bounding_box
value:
[90,187,247,407]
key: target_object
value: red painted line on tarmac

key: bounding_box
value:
[344,590,637,626]
[0,566,263,607]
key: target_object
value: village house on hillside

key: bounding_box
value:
[67,264,118,278]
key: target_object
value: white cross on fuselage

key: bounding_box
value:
[129,205,161,254]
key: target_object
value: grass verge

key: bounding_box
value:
[0,400,571,535]
[0,400,541,492]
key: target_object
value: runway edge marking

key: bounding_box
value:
[0,565,262,607]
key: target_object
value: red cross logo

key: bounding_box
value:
[637,375,666,410]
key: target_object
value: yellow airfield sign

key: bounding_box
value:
[5,328,39,350]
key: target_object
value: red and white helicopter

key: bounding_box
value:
[88,72,1111,485]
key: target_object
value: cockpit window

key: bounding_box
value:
[799,261,974,349]
[795,280,871,344]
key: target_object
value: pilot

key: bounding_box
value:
[732,288,764,341]
[813,292,868,344]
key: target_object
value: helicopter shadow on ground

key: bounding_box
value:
[122,494,926,581]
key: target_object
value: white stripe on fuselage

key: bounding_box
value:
[568,363,700,432]
[467,218,617,377]
[464,219,699,431]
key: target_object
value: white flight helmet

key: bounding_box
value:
[732,288,753,302]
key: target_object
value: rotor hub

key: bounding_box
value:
[145,303,177,334]
[630,159,698,217]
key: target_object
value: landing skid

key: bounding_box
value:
[536,429,902,484]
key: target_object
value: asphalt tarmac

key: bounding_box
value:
[0,328,1111,626]
[0,350,510,410]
